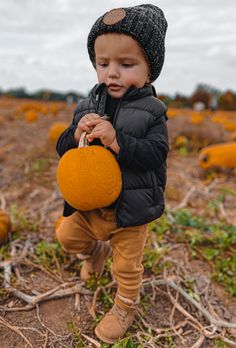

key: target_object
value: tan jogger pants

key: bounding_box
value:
[56,208,148,301]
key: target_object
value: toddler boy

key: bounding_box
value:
[56,4,168,344]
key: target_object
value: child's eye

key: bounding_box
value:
[122,63,134,68]
[97,63,108,68]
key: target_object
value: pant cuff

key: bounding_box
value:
[115,293,139,311]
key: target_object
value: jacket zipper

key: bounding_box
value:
[99,89,123,227]
[112,99,122,127]
[112,99,123,226]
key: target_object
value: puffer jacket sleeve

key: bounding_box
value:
[116,112,169,170]
[56,102,86,157]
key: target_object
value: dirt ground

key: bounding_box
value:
[0,97,235,347]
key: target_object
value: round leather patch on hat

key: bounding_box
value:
[103,8,126,25]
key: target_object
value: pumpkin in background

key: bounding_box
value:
[190,112,204,125]
[50,104,59,116]
[0,210,11,245]
[174,135,188,148]
[199,142,236,169]
[57,132,122,211]
[25,110,38,123]
[229,131,236,141]
[48,122,68,142]
[223,121,236,132]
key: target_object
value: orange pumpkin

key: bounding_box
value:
[25,110,38,123]
[48,122,68,142]
[57,132,122,210]
[0,210,11,245]
[199,142,236,169]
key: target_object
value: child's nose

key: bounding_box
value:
[108,63,119,78]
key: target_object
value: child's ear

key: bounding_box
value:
[146,73,151,84]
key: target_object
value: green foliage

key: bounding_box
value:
[201,247,220,260]
[29,158,50,174]
[149,208,236,296]
[0,267,10,300]
[98,288,114,310]
[169,209,204,229]
[207,194,225,215]
[0,244,10,260]
[184,228,205,246]
[214,255,236,296]
[110,336,137,348]
[34,240,65,268]
[219,187,236,196]
[86,258,112,291]
[178,145,189,156]
[149,214,170,242]
[143,245,169,274]
[213,338,228,347]
[66,321,86,347]
[10,204,39,233]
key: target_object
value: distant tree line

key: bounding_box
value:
[158,84,236,111]
[0,87,85,103]
[0,84,236,110]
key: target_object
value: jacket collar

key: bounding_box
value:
[90,83,156,104]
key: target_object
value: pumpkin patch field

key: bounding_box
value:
[0,96,235,347]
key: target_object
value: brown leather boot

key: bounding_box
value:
[78,241,111,282]
[95,296,138,344]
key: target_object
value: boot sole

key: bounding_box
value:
[95,326,118,344]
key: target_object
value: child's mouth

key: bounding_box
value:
[108,85,122,92]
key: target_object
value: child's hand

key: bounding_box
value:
[86,119,116,147]
[74,113,101,143]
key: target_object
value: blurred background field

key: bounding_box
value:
[1,0,236,345]
[0,93,235,347]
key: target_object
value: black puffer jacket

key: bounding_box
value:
[56,83,169,227]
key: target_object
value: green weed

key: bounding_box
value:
[0,244,10,260]
[143,245,169,274]
[214,255,236,296]
[213,338,229,347]
[169,208,204,229]
[34,240,65,268]
[111,336,137,348]
[29,158,50,174]
[149,214,171,242]
[66,321,86,347]
[149,208,236,296]
[10,204,39,233]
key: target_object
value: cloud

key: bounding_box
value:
[0,0,236,94]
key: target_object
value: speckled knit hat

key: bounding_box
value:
[87,4,168,82]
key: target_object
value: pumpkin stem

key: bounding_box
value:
[78,115,110,148]
[79,132,89,148]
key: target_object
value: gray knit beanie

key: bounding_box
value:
[87,4,168,82]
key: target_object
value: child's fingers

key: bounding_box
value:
[79,122,92,133]
[86,130,101,142]
[86,134,94,142]
[85,118,104,127]
[83,113,101,124]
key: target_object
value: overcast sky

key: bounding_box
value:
[1,0,236,96]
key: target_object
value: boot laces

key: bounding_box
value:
[112,304,129,320]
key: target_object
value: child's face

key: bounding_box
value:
[94,33,150,98]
